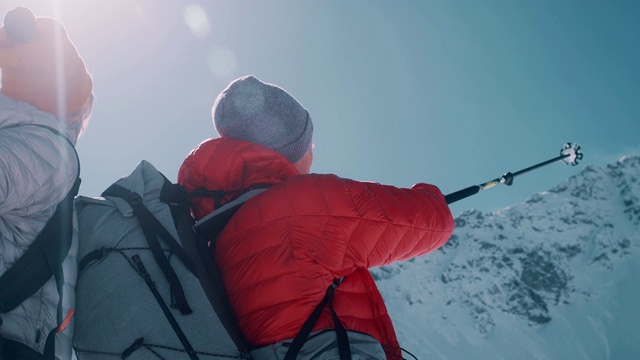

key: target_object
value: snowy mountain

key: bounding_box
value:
[373,155,640,360]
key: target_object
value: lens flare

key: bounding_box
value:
[184,3,210,38]
[206,46,237,77]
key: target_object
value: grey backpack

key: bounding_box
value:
[73,161,250,360]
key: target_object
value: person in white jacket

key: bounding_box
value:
[0,7,93,360]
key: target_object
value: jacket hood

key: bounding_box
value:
[178,137,299,219]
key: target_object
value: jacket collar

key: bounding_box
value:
[0,92,79,144]
[179,137,300,219]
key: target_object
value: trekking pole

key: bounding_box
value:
[445,142,583,205]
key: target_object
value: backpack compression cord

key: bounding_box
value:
[100,182,200,360]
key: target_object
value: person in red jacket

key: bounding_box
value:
[178,75,454,360]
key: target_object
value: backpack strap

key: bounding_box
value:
[101,182,197,315]
[188,183,271,210]
[283,278,351,360]
[0,337,47,360]
[193,188,269,248]
[189,187,268,357]
[0,178,80,312]
[0,124,80,360]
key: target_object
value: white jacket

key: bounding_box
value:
[0,93,80,359]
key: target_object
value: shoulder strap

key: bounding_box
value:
[193,188,268,245]
[0,178,80,313]
[187,187,268,356]
[1,337,46,360]
[283,278,351,360]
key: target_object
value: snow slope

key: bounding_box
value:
[373,156,640,360]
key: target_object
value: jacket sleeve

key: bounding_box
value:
[0,126,78,217]
[284,174,455,275]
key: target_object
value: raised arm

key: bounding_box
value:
[237,174,455,276]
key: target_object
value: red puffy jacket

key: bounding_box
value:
[178,138,454,359]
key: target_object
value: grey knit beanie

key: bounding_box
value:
[213,75,313,163]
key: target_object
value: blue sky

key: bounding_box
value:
[3,0,639,216]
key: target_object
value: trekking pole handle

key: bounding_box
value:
[444,185,480,204]
[444,178,501,204]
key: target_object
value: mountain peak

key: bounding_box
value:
[373,155,640,359]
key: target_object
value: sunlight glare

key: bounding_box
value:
[53,0,67,121]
